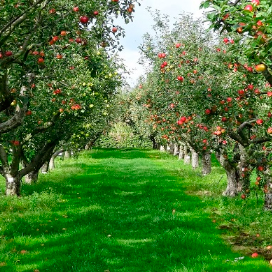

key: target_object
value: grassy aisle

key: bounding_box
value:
[0,149,271,272]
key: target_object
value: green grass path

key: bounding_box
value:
[0,149,271,271]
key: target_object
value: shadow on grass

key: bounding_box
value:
[0,149,271,272]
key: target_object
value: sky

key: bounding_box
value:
[117,0,204,87]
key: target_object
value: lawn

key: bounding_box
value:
[0,149,271,271]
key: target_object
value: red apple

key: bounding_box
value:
[53,89,61,95]
[5,51,13,57]
[177,76,184,82]
[112,27,118,33]
[205,109,211,115]
[251,0,260,5]
[251,252,258,258]
[247,84,254,90]
[80,16,89,24]
[73,6,79,12]
[37,58,44,64]
[256,119,263,125]
[244,5,253,12]
[241,194,246,199]
[226,97,232,102]
[75,37,82,43]
[93,11,99,16]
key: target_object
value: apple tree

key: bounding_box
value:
[0,0,140,196]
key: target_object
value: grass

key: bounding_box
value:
[0,148,271,271]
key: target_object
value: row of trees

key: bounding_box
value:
[125,1,272,210]
[0,0,140,196]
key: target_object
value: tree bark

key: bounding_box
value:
[216,151,240,197]
[5,173,20,196]
[173,144,179,156]
[190,147,199,169]
[169,144,175,154]
[48,149,64,171]
[24,170,39,184]
[184,145,190,164]
[178,144,184,160]
[160,145,166,152]
[238,144,250,192]
[64,151,71,158]
[41,161,49,174]
[149,135,159,150]
[264,169,272,211]
[202,151,211,176]
[49,156,55,170]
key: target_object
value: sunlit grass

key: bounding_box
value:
[0,149,271,271]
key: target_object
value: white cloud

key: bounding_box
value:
[116,0,204,87]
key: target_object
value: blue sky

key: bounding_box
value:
[117,0,204,87]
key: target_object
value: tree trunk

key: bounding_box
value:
[49,156,55,170]
[49,149,64,171]
[216,151,239,197]
[264,169,272,211]
[5,174,20,196]
[173,144,179,156]
[24,170,39,184]
[85,140,93,150]
[160,145,166,152]
[150,135,159,150]
[41,161,49,174]
[190,148,199,169]
[184,146,190,164]
[178,145,184,160]
[64,151,71,158]
[238,144,250,192]
[202,151,211,176]
[223,167,240,197]
[169,144,175,154]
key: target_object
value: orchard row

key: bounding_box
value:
[125,1,272,210]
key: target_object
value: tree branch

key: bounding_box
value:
[0,144,9,170]
[0,0,48,46]
[19,139,58,179]
[252,137,271,144]
[0,95,28,134]
[29,112,61,138]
